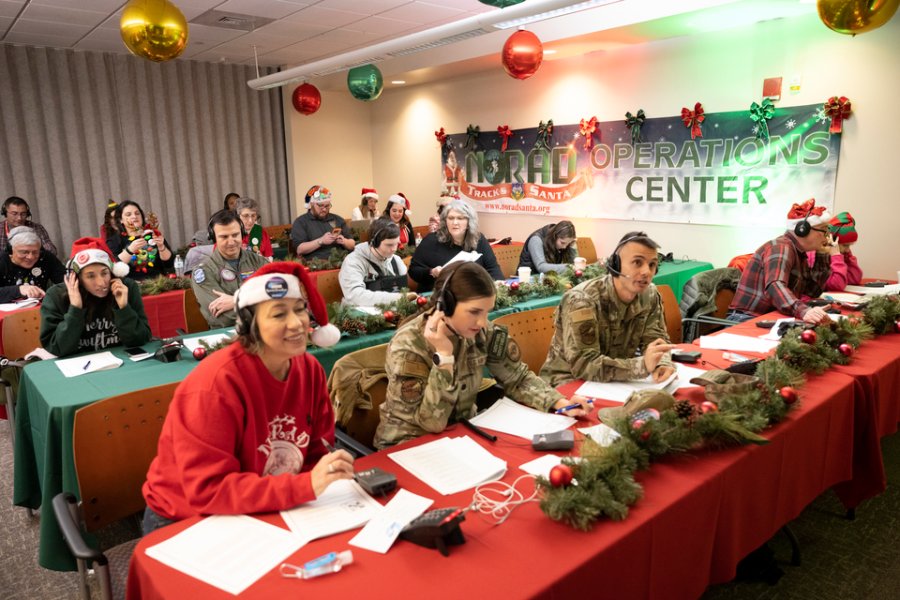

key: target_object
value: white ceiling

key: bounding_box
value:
[0,0,820,88]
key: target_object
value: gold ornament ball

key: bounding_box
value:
[817,0,899,35]
[121,0,189,62]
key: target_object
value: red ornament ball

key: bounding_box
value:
[838,343,854,357]
[509,281,520,292]
[631,419,645,431]
[192,347,207,361]
[894,320,900,334]
[416,295,428,307]
[800,329,818,344]
[501,29,543,80]
[291,83,322,115]
[700,401,719,414]
[779,386,798,405]
[574,269,583,277]
[548,464,573,487]
[383,310,396,322]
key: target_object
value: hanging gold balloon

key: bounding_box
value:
[121,0,189,62]
[817,0,900,35]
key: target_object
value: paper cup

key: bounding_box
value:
[574,257,587,270]
[517,267,531,282]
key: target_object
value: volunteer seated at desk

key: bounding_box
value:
[142,262,350,534]
[805,211,863,292]
[192,210,268,329]
[339,218,417,308]
[540,231,675,387]
[374,262,590,450]
[290,185,355,261]
[0,226,65,302]
[517,220,577,275]
[39,238,150,357]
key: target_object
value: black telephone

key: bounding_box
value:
[399,507,466,556]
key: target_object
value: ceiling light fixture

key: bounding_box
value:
[247,0,621,90]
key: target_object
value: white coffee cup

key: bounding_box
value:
[573,256,587,270]
[517,266,531,282]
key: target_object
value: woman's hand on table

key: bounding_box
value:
[310,449,355,497]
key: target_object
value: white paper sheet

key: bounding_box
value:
[443,251,481,267]
[845,283,900,296]
[821,291,865,304]
[182,331,235,352]
[349,489,433,554]
[573,371,678,404]
[468,397,575,440]
[698,332,779,353]
[576,423,623,447]
[759,318,797,341]
[671,363,708,390]
[280,479,383,543]
[388,435,507,496]
[0,297,40,311]
[144,515,303,595]
[55,351,123,377]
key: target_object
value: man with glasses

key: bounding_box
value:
[727,199,833,325]
[0,226,65,302]
[0,196,57,256]
[290,185,355,261]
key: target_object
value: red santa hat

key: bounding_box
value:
[68,237,129,278]
[388,193,412,218]
[361,188,379,201]
[786,198,831,231]
[233,261,341,348]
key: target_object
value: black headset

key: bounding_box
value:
[793,207,815,238]
[207,209,246,242]
[2,197,30,219]
[607,233,659,278]
[434,264,460,316]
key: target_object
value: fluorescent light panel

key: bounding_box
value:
[494,0,621,29]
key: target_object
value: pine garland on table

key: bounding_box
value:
[301,248,350,271]
[324,292,423,339]
[138,275,193,296]
[861,295,900,334]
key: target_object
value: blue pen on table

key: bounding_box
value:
[82,360,91,371]
[554,398,594,414]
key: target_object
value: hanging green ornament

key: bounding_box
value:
[479,0,525,7]
[347,64,384,101]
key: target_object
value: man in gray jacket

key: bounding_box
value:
[339,219,416,308]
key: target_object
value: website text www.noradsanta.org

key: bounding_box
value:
[481,202,551,214]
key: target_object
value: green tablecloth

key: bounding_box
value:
[653,260,714,303]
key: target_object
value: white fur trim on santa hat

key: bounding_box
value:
[310,324,341,347]
[72,248,129,277]
[236,273,303,309]
[786,210,832,231]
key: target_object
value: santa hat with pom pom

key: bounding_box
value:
[388,193,412,218]
[234,261,341,348]
[68,237,129,278]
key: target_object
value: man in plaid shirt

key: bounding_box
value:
[728,199,833,325]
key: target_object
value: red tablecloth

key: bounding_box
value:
[127,358,858,600]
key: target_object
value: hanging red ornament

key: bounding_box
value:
[291,83,322,116]
[416,296,428,307]
[548,464,573,487]
[681,102,705,139]
[838,343,854,357]
[192,347,207,361]
[779,386,798,405]
[501,30,543,80]
[823,96,851,134]
[800,329,818,344]
[497,125,514,151]
[579,116,598,150]
[700,401,718,414]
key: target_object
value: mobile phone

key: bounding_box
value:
[124,346,147,356]
[863,281,887,288]
[332,228,342,235]
[755,320,777,328]
[671,350,701,363]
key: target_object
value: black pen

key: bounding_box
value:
[461,418,497,443]
[321,438,336,453]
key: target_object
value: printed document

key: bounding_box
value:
[350,489,433,554]
[574,370,678,404]
[55,351,122,377]
[698,332,778,353]
[280,479,382,543]
[388,435,507,495]
[469,397,576,439]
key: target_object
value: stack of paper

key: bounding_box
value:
[443,251,482,267]
[389,435,507,495]
[574,370,678,404]
[145,515,304,595]
[55,351,123,377]
[468,397,576,440]
[577,423,622,447]
[845,283,900,297]
[698,332,779,353]
[280,479,383,543]
[0,298,40,311]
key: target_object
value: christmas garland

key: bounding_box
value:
[538,295,900,531]
[300,248,351,271]
[138,274,193,296]
[323,293,426,340]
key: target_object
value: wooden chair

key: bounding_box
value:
[492,306,557,374]
[315,269,343,305]
[714,288,735,319]
[52,381,179,600]
[412,225,430,239]
[264,224,291,244]
[491,244,523,278]
[1,307,42,359]
[182,287,210,334]
[656,284,683,344]
[576,237,598,264]
[402,255,417,292]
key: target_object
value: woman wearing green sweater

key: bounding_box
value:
[40,237,151,357]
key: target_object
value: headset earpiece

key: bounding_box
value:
[435,266,458,316]
[235,306,254,336]
[208,210,246,242]
[606,251,621,277]
[794,217,811,238]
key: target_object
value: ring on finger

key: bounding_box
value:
[328,464,334,474]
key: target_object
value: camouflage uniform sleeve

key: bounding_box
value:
[485,324,563,411]
[642,287,673,369]
[191,260,229,329]
[557,290,649,382]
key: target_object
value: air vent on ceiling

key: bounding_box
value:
[191,10,275,32]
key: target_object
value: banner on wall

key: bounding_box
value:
[440,104,841,227]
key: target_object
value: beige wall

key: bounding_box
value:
[286,13,899,278]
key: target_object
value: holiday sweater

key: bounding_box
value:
[106,230,175,280]
[143,343,335,520]
[0,250,65,302]
[242,224,274,259]
[39,278,151,357]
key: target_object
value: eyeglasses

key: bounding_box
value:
[811,227,830,234]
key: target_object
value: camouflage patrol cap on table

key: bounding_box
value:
[598,389,675,423]
[689,370,760,403]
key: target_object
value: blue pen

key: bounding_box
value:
[554,399,594,414]
[82,360,91,371]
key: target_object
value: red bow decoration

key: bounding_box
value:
[434,127,448,147]
[579,116,598,150]
[786,198,825,220]
[497,125,514,152]
[681,102,705,139]
[823,96,851,134]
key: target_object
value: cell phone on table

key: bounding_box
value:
[755,320,777,328]
[124,346,147,356]
[863,281,887,288]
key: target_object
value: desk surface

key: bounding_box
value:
[126,356,858,600]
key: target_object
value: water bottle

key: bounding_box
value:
[415,232,423,246]
[174,254,184,277]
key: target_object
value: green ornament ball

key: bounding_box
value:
[347,64,384,101]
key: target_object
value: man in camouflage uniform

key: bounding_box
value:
[541,231,675,387]
[374,263,589,449]
[192,210,267,328]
